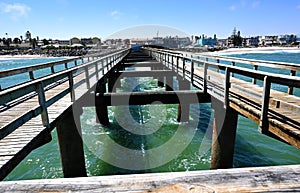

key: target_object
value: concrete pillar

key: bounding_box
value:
[177,78,190,122]
[96,80,109,126]
[56,106,87,178]
[210,98,238,169]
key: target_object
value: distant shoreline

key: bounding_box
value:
[0,54,74,61]
[214,46,300,55]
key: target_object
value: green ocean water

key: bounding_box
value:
[2,52,300,181]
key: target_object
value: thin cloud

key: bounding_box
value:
[252,1,260,8]
[0,2,31,20]
[229,5,236,11]
[297,5,300,9]
[110,10,122,20]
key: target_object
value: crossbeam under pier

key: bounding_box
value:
[95,90,211,106]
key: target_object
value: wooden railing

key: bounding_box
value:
[145,48,300,140]
[198,54,300,94]
[0,48,130,139]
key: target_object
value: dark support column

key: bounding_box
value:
[177,78,190,122]
[96,81,109,125]
[108,73,117,92]
[165,75,173,91]
[210,98,238,169]
[157,76,164,87]
[56,106,87,178]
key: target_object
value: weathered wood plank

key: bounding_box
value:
[0,165,300,192]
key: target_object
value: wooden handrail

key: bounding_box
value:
[0,49,130,105]
[145,48,300,89]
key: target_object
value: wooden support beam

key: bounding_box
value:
[121,62,163,68]
[95,91,211,106]
[210,98,238,169]
[177,78,191,122]
[118,70,175,78]
[56,107,87,178]
[107,74,117,93]
[95,81,109,126]
[165,75,174,91]
[157,76,164,87]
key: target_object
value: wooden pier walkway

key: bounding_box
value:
[0,49,130,180]
[0,47,299,191]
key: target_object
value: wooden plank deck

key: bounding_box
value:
[0,165,299,192]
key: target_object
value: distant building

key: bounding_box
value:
[153,37,164,45]
[264,36,279,46]
[296,34,300,45]
[58,40,70,46]
[278,34,297,45]
[216,38,228,47]
[245,36,259,47]
[197,34,217,47]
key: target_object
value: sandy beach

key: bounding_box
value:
[214,46,300,55]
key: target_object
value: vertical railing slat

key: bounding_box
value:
[259,76,271,134]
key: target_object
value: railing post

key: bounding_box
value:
[164,53,167,66]
[182,57,186,79]
[231,62,235,77]
[191,60,195,85]
[36,82,49,127]
[224,67,230,108]
[84,66,90,89]
[216,59,220,73]
[29,71,34,80]
[259,76,271,134]
[176,56,179,74]
[171,55,174,71]
[51,65,55,74]
[68,72,75,102]
[288,70,296,95]
[95,62,99,80]
[203,62,208,93]
[167,54,170,68]
[106,58,109,71]
[64,62,68,69]
[252,65,258,84]
[102,60,105,75]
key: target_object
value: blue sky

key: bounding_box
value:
[0,0,299,40]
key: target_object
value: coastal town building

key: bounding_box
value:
[197,34,217,47]
[1,30,299,54]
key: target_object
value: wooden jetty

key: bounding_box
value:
[0,47,299,191]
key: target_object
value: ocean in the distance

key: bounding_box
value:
[2,52,300,181]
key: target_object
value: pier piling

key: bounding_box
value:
[210,98,238,169]
[177,78,190,122]
[56,107,87,178]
